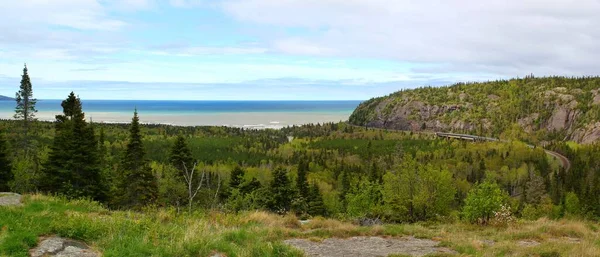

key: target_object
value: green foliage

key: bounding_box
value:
[296,160,309,199]
[0,132,12,191]
[564,192,581,216]
[169,135,193,174]
[267,167,294,213]
[113,110,158,209]
[462,181,508,224]
[154,162,187,208]
[345,180,381,218]
[307,183,326,217]
[229,166,244,188]
[382,157,456,222]
[39,92,105,201]
[13,64,37,154]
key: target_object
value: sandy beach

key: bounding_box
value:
[0,111,351,128]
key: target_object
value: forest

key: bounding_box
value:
[2,67,600,226]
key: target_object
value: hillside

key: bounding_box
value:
[349,76,600,144]
[0,95,14,101]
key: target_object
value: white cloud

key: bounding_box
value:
[0,0,127,31]
[273,38,336,56]
[149,46,268,56]
[170,0,204,8]
[105,0,156,11]
[221,0,600,76]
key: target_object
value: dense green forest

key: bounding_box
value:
[349,76,600,144]
[2,111,598,223]
[2,69,600,226]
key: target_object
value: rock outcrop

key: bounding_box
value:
[0,192,22,206]
[349,78,600,144]
[30,237,99,257]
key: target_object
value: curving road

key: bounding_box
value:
[434,132,571,171]
[344,123,571,171]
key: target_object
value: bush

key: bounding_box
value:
[462,181,508,224]
[564,192,582,217]
[490,204,515,227]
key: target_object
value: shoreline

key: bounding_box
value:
[0,111,351,129]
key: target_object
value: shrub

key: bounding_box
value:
[462,181,508,224]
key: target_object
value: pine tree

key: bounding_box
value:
[14,64,37,154]
[296,160,309,199]
[229,166,244,189]
[40,92,105,200]
[267,167,293,213]
[240,177,261,195]
[115,110,158,209]
[169,135,193,175]
[0,132,13,191]
[339,169,350,208]
[307,182,326,216]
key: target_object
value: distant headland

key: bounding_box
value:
[0,95,14,101]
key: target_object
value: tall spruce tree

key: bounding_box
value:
[14,64,37,153]
[229,166,245,189]
[296,160,309,199]
[115,110,158,209]
[0,132,12,191]
[41,92,105,200]
[307,182,326,216]
[267,167,294,213]
[169,135,193,175]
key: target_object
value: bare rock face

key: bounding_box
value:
[30,237,99,257]
[547,106,579,131]
[573,122,600,144]
[593,94,600,105]
[518,113,540,132]
[367,99,467,132]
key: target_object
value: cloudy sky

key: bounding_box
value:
[0,0,598,100]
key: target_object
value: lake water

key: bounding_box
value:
[0,100,361,128]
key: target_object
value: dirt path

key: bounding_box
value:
[284,236,456,257]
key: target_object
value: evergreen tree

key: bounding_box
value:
[240,177,261,195]
[115,110,158,209]
[169,135,193,175]
[339,169,350,208]
[267,167,293,213]
[229,166,244,189]
[0,132,12,191]
[369,162,381,183]
[40,92,105,200]
[296,160,309,199]
[14,64,37,153]
[307,182,326,216]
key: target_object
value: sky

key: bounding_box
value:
[0,0,599,100]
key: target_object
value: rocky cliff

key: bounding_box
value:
[349,77,600,144]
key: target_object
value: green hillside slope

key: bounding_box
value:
[349,76,600,144]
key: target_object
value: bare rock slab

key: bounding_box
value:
[30,236,99,257]
[284,236,456,257]
[0,192,22,206]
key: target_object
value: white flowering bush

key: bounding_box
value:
[490,204,515,227]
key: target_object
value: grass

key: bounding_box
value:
[1,195,600,256]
